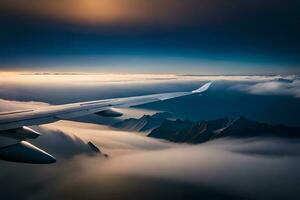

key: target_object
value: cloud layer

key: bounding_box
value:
[0,119,300,200]
[233,76,300,97]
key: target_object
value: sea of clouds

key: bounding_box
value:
[0,98,299,199]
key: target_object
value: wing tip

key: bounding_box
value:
[192,81,213,93]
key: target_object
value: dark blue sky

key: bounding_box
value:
[0,0,300,74]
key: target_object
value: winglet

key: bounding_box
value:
[192,81,212,93]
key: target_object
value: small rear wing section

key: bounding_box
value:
[0,141,56,164]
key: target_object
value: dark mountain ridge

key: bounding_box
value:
[149,116,300,143]
[113,112,300,144]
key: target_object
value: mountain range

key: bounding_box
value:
[112,113,300,144]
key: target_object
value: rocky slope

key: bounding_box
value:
[112,112,173,133]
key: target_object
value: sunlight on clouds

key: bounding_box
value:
[0,73,178,86]
[0,99,49,112]
[43,120,176,157]
[33,121,300,199]
[0,72,284,87]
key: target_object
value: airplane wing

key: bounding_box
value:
[0,82,212,164]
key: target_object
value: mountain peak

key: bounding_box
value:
[112,112,174,133]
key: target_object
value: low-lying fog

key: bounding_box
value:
[0,120,299,200]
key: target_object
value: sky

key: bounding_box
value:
[0,0,300,74]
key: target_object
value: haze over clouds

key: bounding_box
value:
[0,73,291,89]
[1,73,296,103]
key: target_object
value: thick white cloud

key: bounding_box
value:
[232,76,300,97]
[0,98,49,112]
